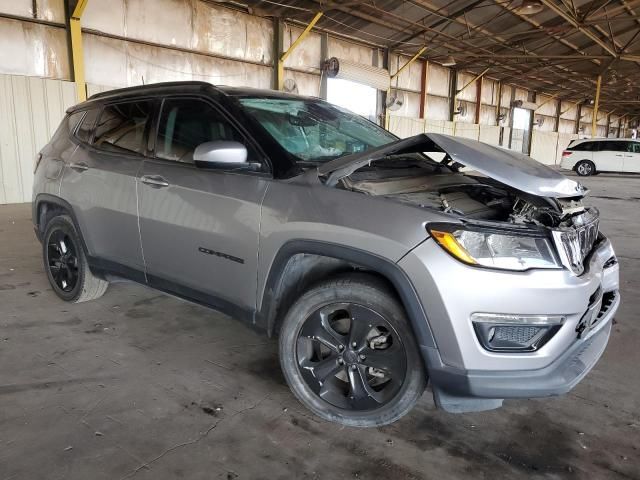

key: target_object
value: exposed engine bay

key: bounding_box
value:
[339,156,590,229]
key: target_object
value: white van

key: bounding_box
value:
[560,138,640,176]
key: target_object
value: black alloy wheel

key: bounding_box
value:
[47,229,80,292]
[296,302,407,411]
[42,215,109,303]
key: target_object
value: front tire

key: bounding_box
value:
[575,160,596,176]
[279,274,426,427]
[43,215,108,303]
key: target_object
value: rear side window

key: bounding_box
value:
[93,101,154,155]
[597,141,629,152]
[67,111,84,132]
[75,108,100,143]
[568,141,597,151]
[633,143,640,154]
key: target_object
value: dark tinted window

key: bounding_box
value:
[155,98,256,165]
[597,141,629,152]
[633,143,640,154]
[75,108,100,143]
[67,111,84,132]
[93,101,153,155]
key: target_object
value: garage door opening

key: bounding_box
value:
[327,78,377,122]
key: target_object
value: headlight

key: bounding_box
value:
[428,223,561,271]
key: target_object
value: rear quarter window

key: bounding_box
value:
[568,142,597,151]
[75,108,101,143]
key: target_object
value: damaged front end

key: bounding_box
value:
[319,133,599,275]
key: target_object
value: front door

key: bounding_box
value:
[62,100,154,274]
[137,97,270,313]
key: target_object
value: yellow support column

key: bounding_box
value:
[70,0,90,102]
[591,75,602,138]
[278,12,323,91]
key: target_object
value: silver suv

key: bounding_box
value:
[33,82,620,427]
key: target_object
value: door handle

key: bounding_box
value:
[69,162,89,171]
[615,154,623,157]
[141,175,170,188]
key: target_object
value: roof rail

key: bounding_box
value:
[88,81,214,100]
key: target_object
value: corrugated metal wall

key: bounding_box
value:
[0,74,77,204]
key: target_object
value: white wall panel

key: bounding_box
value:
[501,84,512,106]
[535,95,557,116]
[84,34,129,87]
[479,125,500,145]
[391,91,420,118]
[126,0,193,49]
[530,130,558,165]
[0,0,64,22]
[479,104,496,125]
[456,72,477,102]
[283,25,321,73]
[388,116,425,138]
[328,38,373,66]
[283,70,320,97]
[193,55,271,89]
[84,33,271,89]
[193,2,273,64]
[84,0,127,37]
[0,18,70,80]
[0,74,77,204]
[426,64,449,97]
[389,54,422,92]
[481,78,497,106]
[454,122,480,140]
[424,94,449,121]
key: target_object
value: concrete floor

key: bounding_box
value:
[0,173,639,480]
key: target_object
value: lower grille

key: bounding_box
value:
[492,326,541,344]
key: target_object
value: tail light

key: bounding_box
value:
[562,150,572,157]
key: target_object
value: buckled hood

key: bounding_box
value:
[318,133,585,199]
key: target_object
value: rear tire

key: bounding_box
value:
[575,160,595,176]
[43,215,108,303]
[279,274,426,427]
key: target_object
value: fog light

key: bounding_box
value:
[471,313,564,352]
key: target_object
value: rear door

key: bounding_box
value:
[137,96,271,313]
[593,140,625,172]
[61,99,154,276]
[623,142,640,173]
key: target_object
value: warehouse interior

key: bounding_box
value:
[1,0,640,479]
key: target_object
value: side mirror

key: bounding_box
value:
[193,141,248,169]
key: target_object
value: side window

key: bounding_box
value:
[67,111,84,132]
[155,98,257,165]
[570,142,596,151]
[598,141,627,152]
[93,100,153,155]
[634,143,640,154]
[75,108,100,143]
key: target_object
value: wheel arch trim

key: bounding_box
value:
[258,240,437,351]
[33,194,90,255]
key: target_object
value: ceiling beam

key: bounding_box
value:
[538,0,618,56]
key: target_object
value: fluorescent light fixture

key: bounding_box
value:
[442,55,456,67]
[516,0,544,15]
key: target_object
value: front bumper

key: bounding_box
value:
[399,236,620,412]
